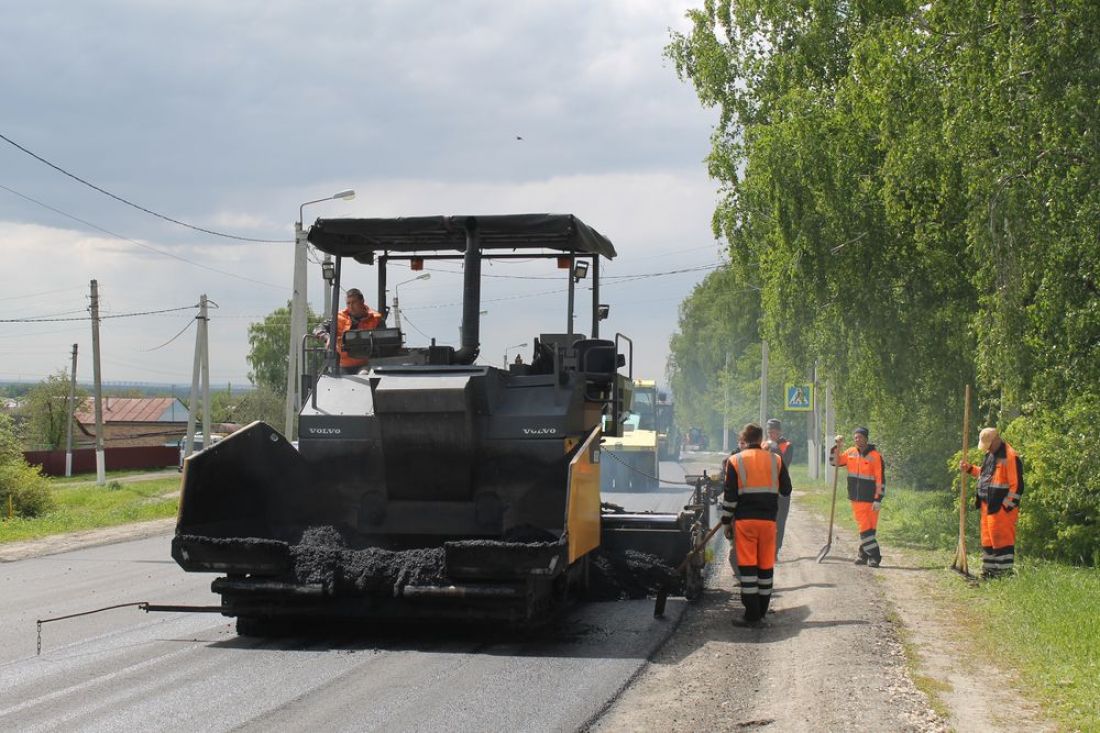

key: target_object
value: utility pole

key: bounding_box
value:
[89,280,106,485]
[285,221,308,441]
[758,340,769,426]
[184,295,207,461]
[286,190,355,440]
[200,295,211,447]
[825,380,835,484]
[807,363,820,480]
[722,352,732,452]
[64,343,78,478]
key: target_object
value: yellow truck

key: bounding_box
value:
[600,379,669,491]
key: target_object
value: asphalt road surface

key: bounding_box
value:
[0,459,713,733]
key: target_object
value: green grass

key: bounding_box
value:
[794,464,1100,732]
[0,477,181,544]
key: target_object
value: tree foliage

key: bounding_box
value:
[0,412,54,517]
[20,370,87,451]
[246,302,321,396]
[668,1,1100,562]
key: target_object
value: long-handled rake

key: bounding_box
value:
[951,385,972,577]
[816,437,843,563]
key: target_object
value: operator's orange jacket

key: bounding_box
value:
[833,445,885,503]
[335,306,383,368]
[721,445,793,523]
[964,440,1023,513]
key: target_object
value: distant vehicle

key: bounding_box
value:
[683,426,709,452]
[655,391,678,461]
[178,432,225,471]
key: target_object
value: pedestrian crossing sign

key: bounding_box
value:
[785,383,814,411]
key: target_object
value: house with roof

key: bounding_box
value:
[74,397,192,449]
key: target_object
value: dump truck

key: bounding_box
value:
[172,214,712,633]
[600,379,663,491]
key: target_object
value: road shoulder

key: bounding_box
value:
[592,491,1053,732]
[0,517,175,562]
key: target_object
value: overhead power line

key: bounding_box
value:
[0,183,284,290]
[0,304,197,323]
[0,131,290,243]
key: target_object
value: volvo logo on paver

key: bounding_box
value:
[523,427,558,435]
[309,427,342,435]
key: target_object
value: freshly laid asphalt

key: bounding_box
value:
[0,459,718,733]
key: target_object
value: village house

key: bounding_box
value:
[73,397,192,449]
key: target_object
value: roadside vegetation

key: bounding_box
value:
[666,2,1100,567]
[0,476,180,544]
[794,466,1099,731]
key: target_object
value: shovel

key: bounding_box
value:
[816,436,843,563]
[653,520,724,618]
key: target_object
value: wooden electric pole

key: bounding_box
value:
[64,343,78,477]
[758,340,769,426]
[89,280,106,485]
[184,295,209,461]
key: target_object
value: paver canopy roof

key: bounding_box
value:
[306,214,617,259]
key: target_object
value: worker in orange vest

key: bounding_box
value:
[317,288,383,374]
[961,427,1023,578]
[722,436,749,579]
[722,423,793,627]
[764,418,793,560]
[830,427,885,567]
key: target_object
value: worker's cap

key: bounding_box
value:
[765,419,781,430]
[853,426,869,438]
[978,427,999,451]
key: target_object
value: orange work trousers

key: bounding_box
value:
[980,502,1018,576]
[850,500,880,533]
[850,500,882,561]
[735,519,777,572]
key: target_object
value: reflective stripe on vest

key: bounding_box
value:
[846,448,884,491]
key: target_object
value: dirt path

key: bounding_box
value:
[592,493,1049,732]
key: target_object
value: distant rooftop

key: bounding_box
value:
[74,397,191,424]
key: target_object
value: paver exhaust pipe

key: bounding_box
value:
[453,217,481,365]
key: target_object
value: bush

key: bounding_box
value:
[1006,399,1100,567]
[0,459,55,518]
[0,413,56,518]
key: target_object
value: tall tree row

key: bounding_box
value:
[667,0,1100,563]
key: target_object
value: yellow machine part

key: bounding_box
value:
[565,426,602,564]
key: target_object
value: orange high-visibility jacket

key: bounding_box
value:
[771,437,793,466]
[965,441,1023,513]
[722,446,792,522]
[335,307,383,368]
[833,445,885,503]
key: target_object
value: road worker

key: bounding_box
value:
[764,418,793,559]
[830,427,885,567]
[317,288,383,374]
[722,423,793,626]
[961,427,1023,578]
[723,436,748,579]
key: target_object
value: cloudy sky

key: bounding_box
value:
[0,0,721,390]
